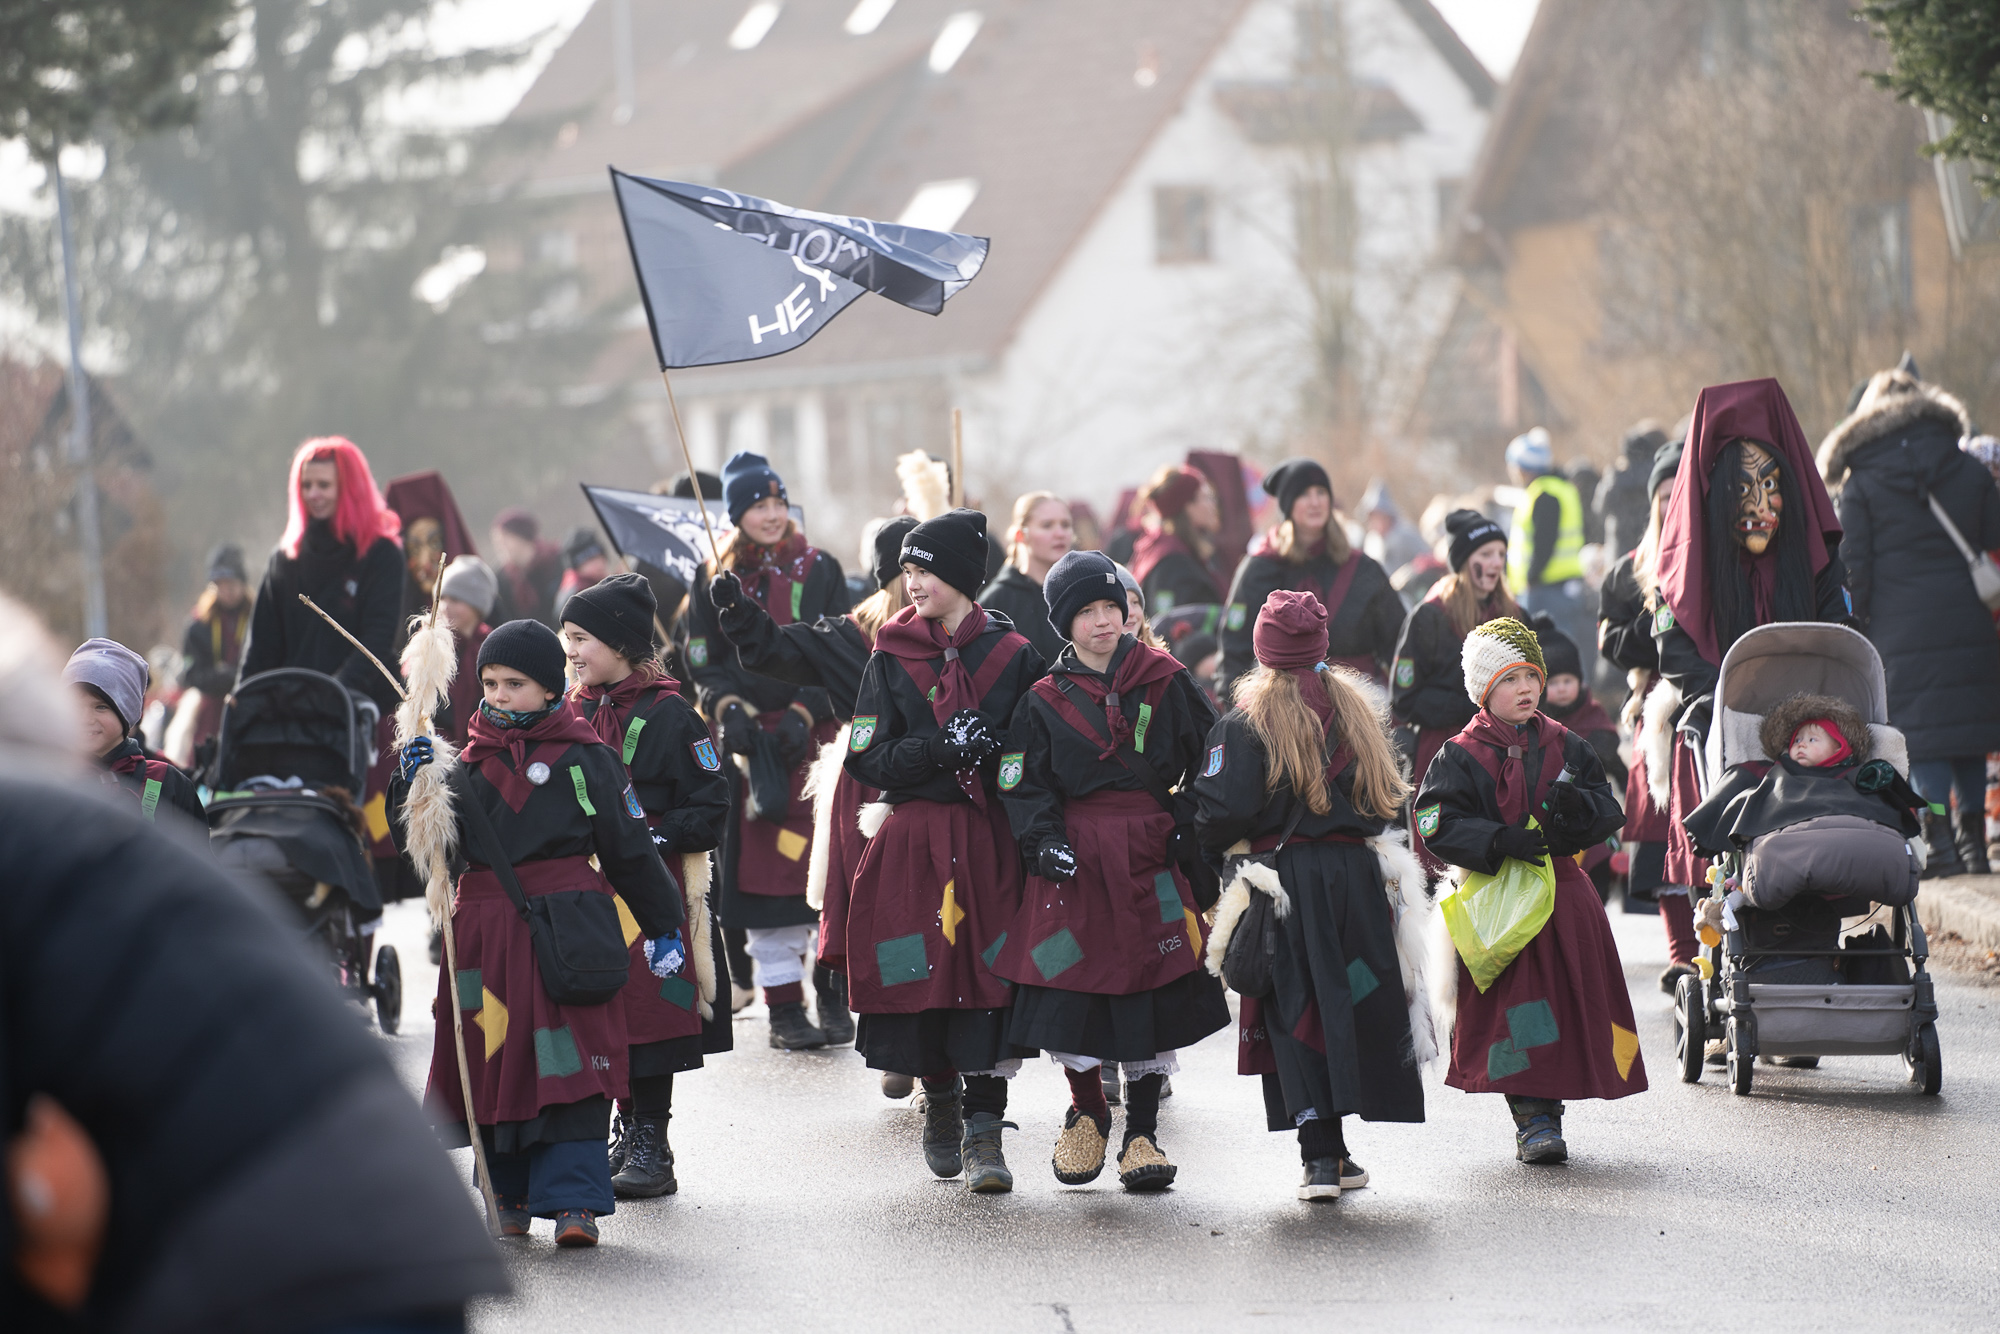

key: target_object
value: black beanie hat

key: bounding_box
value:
[564,526,607,569]
[722,451,787,525]
[873,516,919,591]
[669,470,723,500]
[900,508,988,599]
[477,619,568,697]
[1262,458,1334,520]
[562,571,657,664]
[1648,437,1685,500]
[1445,507,1508,573]
[1529,611,1583,682]
[1043,549,1125,641]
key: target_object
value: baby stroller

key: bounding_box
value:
[1672,623,1939,1096]
[206,668,402,1034]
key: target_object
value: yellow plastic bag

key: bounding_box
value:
[1440,816,1557,993]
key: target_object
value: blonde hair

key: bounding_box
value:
[1434,570,1521,640]
[1008,491,1070,571]
[1632,482,1674,608]
[1232,663,1408,821]
[1270,514,1351,564]
[851,578,909,646]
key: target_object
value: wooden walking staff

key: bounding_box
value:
[951,407,964,507]
[300,571,502,1235]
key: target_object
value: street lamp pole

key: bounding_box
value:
[52,150,108,640]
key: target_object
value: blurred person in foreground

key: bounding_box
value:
[1,592,506,1333]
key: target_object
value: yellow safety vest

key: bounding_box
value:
[1507,474,1585,592]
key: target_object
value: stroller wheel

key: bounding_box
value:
[373,944,403,1035]
[1905,1022,1942,1096]
[1674,976,1704,1085]
[1726,1019,1753,1096]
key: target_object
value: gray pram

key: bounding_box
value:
[1671,623,1940,1096]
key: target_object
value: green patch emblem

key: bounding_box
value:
[1394,657,1415,689]
[876,934,930,986]
[1416,804,1440,838]
[997,752,1025,790]
[455,969,483,1011]
[1654,605,1675,635]
[1031,928,1084,981]
[1226,603,1247,631]
[850,716,877,751]
[658,975,698,1010]
[1153,591,1174,615]
[534,1026,583,1079]
[688,636,709,667]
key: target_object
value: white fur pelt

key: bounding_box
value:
[1641,676,1683,811]
[802,728,850,912]
[683,850,716,1020]
[897,450,951,521]
[397,617,461,930]
[859,800,892,839]
[1426,885,1463,1058]
[1203,841,1290,979]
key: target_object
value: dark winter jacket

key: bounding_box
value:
[96,736,205,826]
[1596,553,1658,674]
[999,639,1217,861]
[1821,383,2000,759]
[1595,430,1665,560]
[575,682,730,856]
[978,565,1065,664]
[1542,693,1626,789]
[1415,715,1624,872]
[1139,547,1225,617]
[1654,555,1852,737]
[1682,755,1923,858]
[239,521,405,713]
[717,598,873,720]
[178,603,249,697]
[844,615,1044,806]
[1390,599,1478,737]
[1192,711,1392,856]
[0,779,505,1332]
[1218,543,1405,690]
[681,538,850,722]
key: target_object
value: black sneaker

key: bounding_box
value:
[815,965,856,1045]
[495,1197,532,1236]
[1338,1157,1369,1189]
[611,1116,677,1198]
[922,1082,964,1178]
[768,999,827,1050]
[962,1112,1016,1193]
[552,1209,599,1247]
[1298,1157,1342,1202]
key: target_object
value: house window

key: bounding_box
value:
[1154,186,1212,263]
[1851,200,1912,318]
[535,230,578,268]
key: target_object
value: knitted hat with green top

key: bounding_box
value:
[1462,616,1546,706]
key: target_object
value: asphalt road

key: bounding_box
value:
[370,898,2000,1333]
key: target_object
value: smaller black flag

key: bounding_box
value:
[609,169,990,369]
[582,484,802,594]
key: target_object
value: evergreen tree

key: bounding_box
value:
[1863,0,2000,188]
[1,0,235,153]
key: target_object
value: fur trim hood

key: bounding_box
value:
[1758,692,1871,766]
[1817,370,1972,488]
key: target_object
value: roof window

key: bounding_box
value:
[929,11,982,73]
[845,0,897,36]
[729,2,782,51]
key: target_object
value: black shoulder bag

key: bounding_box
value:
[448,765,631,1007]
[1052,675,1222,910]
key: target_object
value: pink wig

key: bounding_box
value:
[280,436,402,558]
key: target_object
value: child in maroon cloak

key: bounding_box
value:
[1652,378,1851,930]
[1415,616,1643,1165]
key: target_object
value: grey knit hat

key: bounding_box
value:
[63,638,149,733]
[439,554,498,619]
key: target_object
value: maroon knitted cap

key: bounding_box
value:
[1253,589,1329,670]
[1146,466,1204,520]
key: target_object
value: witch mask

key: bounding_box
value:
[1733,440,1782,554]
[404,516,444,585]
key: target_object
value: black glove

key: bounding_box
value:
[709,571,744,611]
[775,707,812,766]
[1491,823,1548,866]
[1542,781,1589,832]
[1037,841,1078,881]
[718,701,754,755]
[1166,825,1196,867]
[926,708,993,768]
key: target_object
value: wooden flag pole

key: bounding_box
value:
[660,369,722,565]
[950,408,964,507]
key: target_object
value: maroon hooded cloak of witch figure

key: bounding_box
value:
[1652,378,1851,891]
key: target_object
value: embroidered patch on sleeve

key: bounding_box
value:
[1393,657,1415,688]
[1201,744,1225,778]
[850,715,877,751]
[691,737,721,771]
[1653,605,1675,635]
[687,636,709,667]
[1226,603,1247,631]
[997,752,1025,790]
[1152,591,1174,615]
[1416,804,1440,837]
[622,785,646,820]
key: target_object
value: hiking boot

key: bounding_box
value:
[1659,961,1697,995]
[551,1210,599,1247]
[1100,1064,1122,1107]
[1051,1107,1110,1185]
[1298,1157,1342,1202]
[607,1103,632,1176]
[1510,1099,1568,1164]
[768,999,827,1050]
[815,965,856,1044]
[1923,810,1967,879]
[611,1116,677,1198]
[1955,809,1991,876]
[962,1112,1015,1193]
[1116,1134,1176,1193]
[1338,1157,1370,1190]
[921,1082,964,1178]
[881,1072,915,1100]
[495,1197,531,1237]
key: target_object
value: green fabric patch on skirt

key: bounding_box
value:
[534,1026,583,1079]
[659,975,698,1010]
[1031,928,1084,981]
[455,969,483,1011]
[876,934,931,986]
[1154,871,1182,924]
[1487,1038,1531,1081]
[1507,999,1560,1050]
[980,932,1007,968]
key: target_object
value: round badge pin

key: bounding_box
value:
[526,761,551,786]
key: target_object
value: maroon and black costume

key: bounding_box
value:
[97,734,205,825]
[392,703,681,1217]
[682,530,850,932]
[841,604,1044,1076]
[1130,530,1225,615]
[1390,582,1512,869]
[576,671,732,1075]
[1218,534,1403,691]
[995,635,1228,1061]
[1415,712,1645,1102]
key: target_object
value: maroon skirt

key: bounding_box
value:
[617,853,701,1049]
[426,856,630,1128]
[730,713,837,900]
[815,765,877,975]
[844,796,1021,1015]
[990,789,1204,997]
[1445,857,1648,1101]
[1663,732,1709,887]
